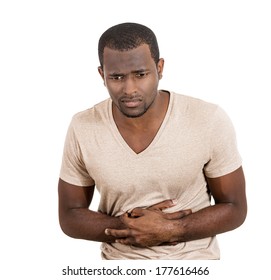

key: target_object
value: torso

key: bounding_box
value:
[112,91,170,154]
[60,91,240,259]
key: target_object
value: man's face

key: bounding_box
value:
[98,44,164,118]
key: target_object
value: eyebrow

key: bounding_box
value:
[109,69,150,76]
[132,68,150,73]
[109,73,124,77]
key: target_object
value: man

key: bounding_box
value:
[58,22,247,259]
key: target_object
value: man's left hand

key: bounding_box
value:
[105,207,191,247]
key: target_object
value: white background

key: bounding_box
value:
[1,0,270,279]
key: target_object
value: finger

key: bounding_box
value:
[105,228,130,238]
[119,212,136,224]
[147,199,177,211]
[164,209,192,220]
[115,237,134,246]
[130,208,144,217]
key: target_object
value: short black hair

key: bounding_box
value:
[98,22,160,68]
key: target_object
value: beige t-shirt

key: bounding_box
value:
[60,91,242,259]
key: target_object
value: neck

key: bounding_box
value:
[113,91,169,131]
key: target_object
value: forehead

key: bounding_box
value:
[103,44,155,73]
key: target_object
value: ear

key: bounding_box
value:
[98,66,106,86]
[157,58,164,80]
[98,66,104,79]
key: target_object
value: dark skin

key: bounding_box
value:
[58,44,247,247]
[58,179,191,243]
[105,167,247,247]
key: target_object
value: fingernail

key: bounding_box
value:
[105,229,109,235]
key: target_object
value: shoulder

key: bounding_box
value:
[170,91,217,112]
[70,98,110,128]
[169,91,224,121]
[166,91,235,134]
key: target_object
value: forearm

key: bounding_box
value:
[170,203,246,243]
[104,167,247,247]
[59,208,124,242]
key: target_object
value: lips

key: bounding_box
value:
[120,97,143,108]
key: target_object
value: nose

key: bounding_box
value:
[123,76,137,95]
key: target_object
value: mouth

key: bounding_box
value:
[120,97,143,108]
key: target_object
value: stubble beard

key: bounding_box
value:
[118,96,156,118]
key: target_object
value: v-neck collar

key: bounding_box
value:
[107,91,174,157]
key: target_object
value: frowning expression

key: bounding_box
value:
[98,44,164,118]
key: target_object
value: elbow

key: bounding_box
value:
[59,219,73,238]
[239,204,247,227]
[233,201,247,230]
[59,221,69,237]
[58,214,79,239]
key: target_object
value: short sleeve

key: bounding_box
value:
[204,106,242,178]
[59,118,95,186]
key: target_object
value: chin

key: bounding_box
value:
[123,112,146,118]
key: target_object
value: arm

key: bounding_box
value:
[58,178,125,242]
[172,166,247,241]
[58,178,182,243]
[105,166,247,246]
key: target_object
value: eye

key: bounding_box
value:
[109,75,124,81]
[135,72,149,78]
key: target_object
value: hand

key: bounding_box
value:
[105,199,192,247]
